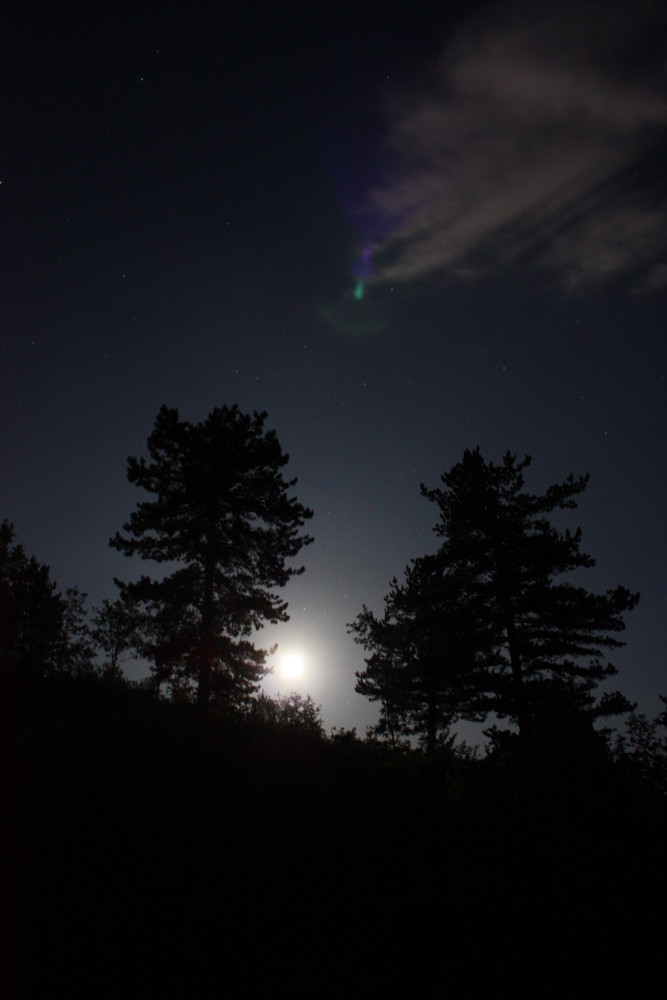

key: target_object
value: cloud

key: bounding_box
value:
[365,0,667,290]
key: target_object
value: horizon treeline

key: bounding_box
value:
[1,403,666,786]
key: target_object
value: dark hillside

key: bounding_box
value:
[2,673,664,992]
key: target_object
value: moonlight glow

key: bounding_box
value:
[280,651,305,681]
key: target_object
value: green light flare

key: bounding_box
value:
[354,280,364,300]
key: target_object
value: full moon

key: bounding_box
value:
[280,651,304,681]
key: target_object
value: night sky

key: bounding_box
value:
[2,0,665,734]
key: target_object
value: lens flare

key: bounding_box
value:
[318,241,388,335]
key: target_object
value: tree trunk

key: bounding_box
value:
[426,688,437,755]
[198,544,215,712]
[493,547,532,755]
[504,612,531,756]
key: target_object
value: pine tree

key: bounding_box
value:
[352,450,639,755]
[350,553,491,753]
[421,448,639,751]
[110,405,313,710]
[0,520,94,679]
[1,519,62,677]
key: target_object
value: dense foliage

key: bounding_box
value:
[352,449,639,753]
[0,519,93,679]
[351,554,488,751]
[110,405,313,709]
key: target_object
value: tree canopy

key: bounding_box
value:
[110,404,313,710]
[0,519,93,681]
[352,449,639,753]
[350,554,489,752]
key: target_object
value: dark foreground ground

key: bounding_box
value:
[2,674,665,994]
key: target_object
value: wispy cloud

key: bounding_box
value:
[366,0,667,290]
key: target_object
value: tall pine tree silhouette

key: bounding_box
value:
[352,449,639,754]
[422,449,638,751]
[111,405,313,710]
